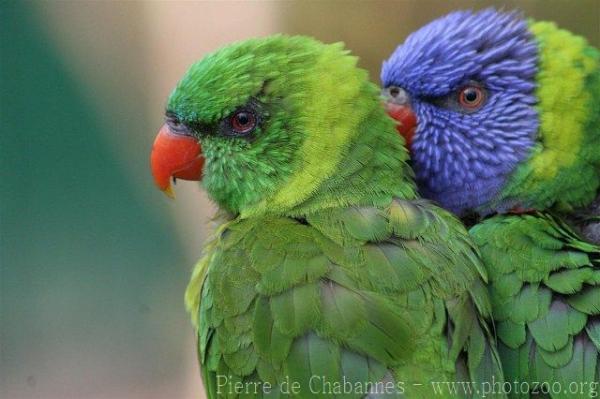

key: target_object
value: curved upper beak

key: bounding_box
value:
[382,87,417,149]
[150,123,204,198]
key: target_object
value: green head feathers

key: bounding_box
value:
[167,35,414,216]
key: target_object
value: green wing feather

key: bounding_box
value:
[191,199,505,398]
[471,213,600,399]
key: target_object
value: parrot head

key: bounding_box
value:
[381,9,539,216]
[151,35,413,216]
[381,9,600,217]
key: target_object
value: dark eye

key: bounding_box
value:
[458,86,486,110]
[230,110,257,134]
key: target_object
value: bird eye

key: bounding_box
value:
[457,85,486,110]
[230,110,257,135]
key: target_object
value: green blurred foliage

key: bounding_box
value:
[1,2,192,398]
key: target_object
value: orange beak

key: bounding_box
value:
[385,103,417,149]
[150,123,204,198]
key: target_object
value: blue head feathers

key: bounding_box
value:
[382,9,539,216]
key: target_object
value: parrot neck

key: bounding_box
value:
[287,128,417,218]
[241,104,417,219]
[494,21,600,213]
[237,48,416,219]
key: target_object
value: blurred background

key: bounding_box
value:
[1,1,598,398]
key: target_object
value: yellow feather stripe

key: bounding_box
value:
[529,21,598,180]
[241,43,369,217]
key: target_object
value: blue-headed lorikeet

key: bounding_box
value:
[382,9,600,397]
[150,35,505,398]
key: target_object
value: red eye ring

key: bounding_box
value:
[458,85,486,110]
[230,111,256,134]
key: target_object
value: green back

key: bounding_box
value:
[471,214,600,398]
[191,200,504,398]
[472,23,600,397]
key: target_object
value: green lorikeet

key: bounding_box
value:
[150,36,505,398]
[382,9,600,397]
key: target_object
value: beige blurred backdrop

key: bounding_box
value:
[2,1,598,399]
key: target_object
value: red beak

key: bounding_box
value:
[385,103,417,149]
[150,123,204,198]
